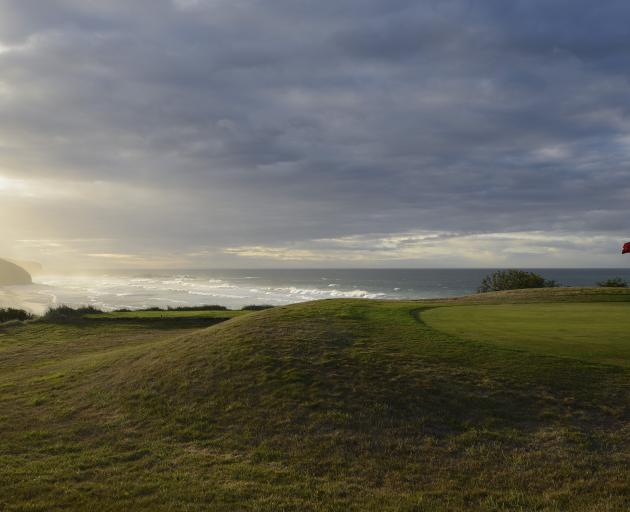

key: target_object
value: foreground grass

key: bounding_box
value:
[0,290,628,511]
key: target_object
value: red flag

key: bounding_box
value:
[623,242,630,254]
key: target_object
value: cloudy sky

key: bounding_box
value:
[1,0,629,269]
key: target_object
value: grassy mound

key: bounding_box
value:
[0,290,628,510]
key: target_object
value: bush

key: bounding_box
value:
[241,305,275,311]
[113,305,229,312]
[167,305,228,311]
[0,308,34,323]
[42,305,103,322]
[596,277,628,288]
[477,269,559,293]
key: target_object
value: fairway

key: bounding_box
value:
[422,302,630,367]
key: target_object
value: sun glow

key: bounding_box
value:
[0,174,83,199]
[0,175,29,194]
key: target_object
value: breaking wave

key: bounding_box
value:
[0,272,387,313]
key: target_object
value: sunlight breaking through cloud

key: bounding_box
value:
[1,1,630,268]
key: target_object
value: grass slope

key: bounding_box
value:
[0,290,629,511]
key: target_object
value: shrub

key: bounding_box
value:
[113,305,230,312]
[241,305,275,311]
[477,269,559,293]
[0,308,34,323]
[42,305,103,322]
[596,277,628,288]
[167,305,228,311]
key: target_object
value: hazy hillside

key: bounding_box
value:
[7,259,43,276]
[0,258,32,285]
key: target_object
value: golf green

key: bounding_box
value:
[422,302,630,367]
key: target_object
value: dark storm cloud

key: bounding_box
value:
[1,0,630,265]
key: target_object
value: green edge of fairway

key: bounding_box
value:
[422,302,630,367]
[86,309,250,319]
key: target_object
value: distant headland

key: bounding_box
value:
[0,258,32,285]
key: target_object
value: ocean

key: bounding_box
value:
[2,268,630,314]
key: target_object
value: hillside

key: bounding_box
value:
[0,258,32,285]
[0,289,628,510]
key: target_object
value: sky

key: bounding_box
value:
[1,0,630,270]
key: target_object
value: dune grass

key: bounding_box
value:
[0,290,628,511]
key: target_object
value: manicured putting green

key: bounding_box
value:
[422,303,630,367]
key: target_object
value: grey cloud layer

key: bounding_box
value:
[1,0,629,265]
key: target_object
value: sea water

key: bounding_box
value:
[2,268,630,313]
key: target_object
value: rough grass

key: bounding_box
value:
[0,290,628,511]
[431,286,630,304]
